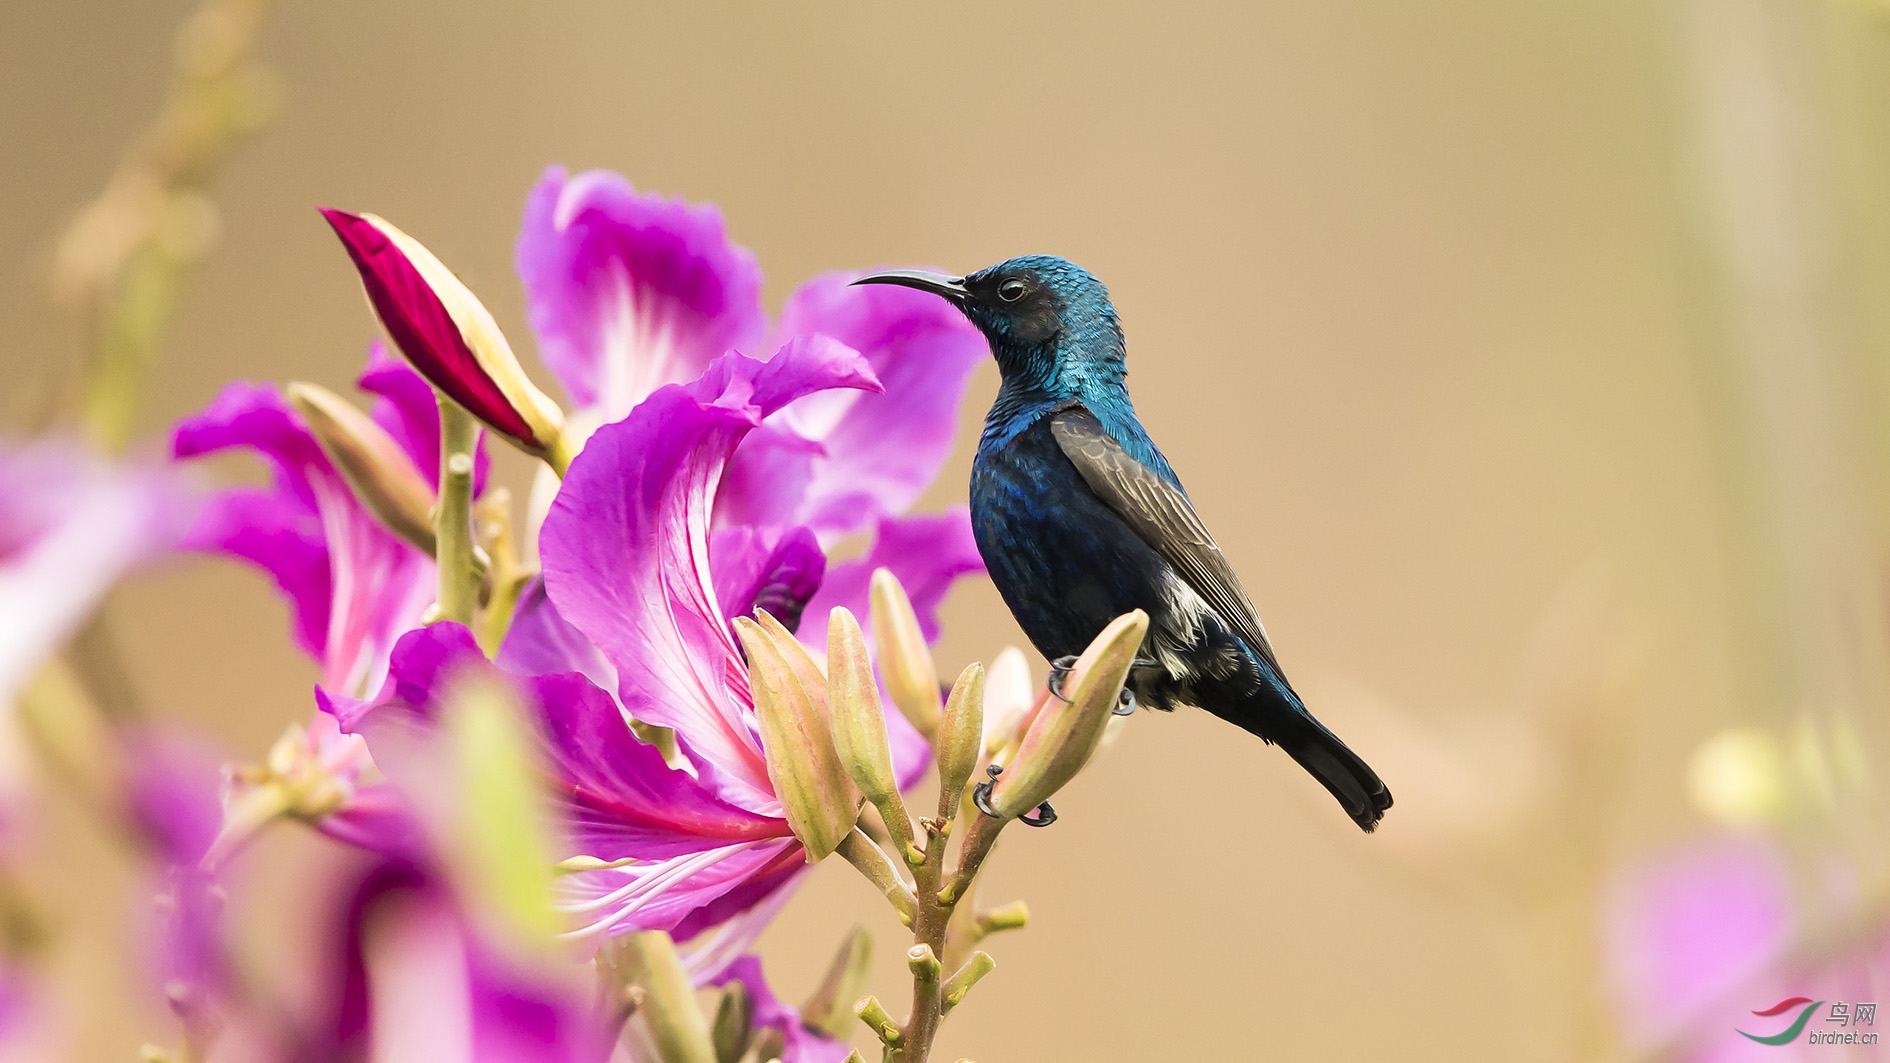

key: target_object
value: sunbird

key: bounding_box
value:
[855,257,1392,831]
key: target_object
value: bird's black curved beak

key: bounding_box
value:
[850,269,968,304]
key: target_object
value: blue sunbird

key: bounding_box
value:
[855,256,1392,831]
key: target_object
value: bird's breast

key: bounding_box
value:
[970,418,1179,661]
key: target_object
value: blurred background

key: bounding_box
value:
[6,0,1890,1059]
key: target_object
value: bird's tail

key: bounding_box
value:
[1272,710,1393,832]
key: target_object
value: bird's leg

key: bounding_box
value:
[1044,655,1079,702]
[1112,657,1159,715]
[971,764,1057,828]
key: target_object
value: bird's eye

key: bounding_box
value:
[998,279,1027,303]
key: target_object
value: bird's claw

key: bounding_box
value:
[1045,656,1079,702]
[971,764,1057,827]
[1113,687,1137,716]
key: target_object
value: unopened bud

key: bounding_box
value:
[981,647,1035,758]
[286,381,436,553]
[627,931,717,1063]
[935,663,985,816]
[986,611,1147,821]
[825,609,918,859]
[710,979,751,1063]
[320,208,574,473]
[734,617,859,860]
[800,925,874,1039]
[869,569,939,741]
[826,608,899,802]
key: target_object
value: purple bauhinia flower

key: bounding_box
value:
[201,167,986,955]
[331,343,977,951]
[172,346,489,854]
[516,165,989,547]
[132,723,610,1063]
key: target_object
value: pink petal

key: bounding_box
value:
[516,168,766,421]
[538,342,877,810]
[728,270,987,542]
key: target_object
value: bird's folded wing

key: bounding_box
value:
[1048,406,1283,676]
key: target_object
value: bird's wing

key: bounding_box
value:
[1048,406,1283,676]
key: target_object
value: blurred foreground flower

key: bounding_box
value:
[137,683,608,1063]
[1605,833,1890,1061]
[0,440,190,1063]
[0,441,192,708]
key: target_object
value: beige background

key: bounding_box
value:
[6,2,1889,1060]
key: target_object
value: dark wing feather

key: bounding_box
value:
[1048,406,1284,676]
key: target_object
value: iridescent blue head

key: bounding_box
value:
[852,255,1124,397]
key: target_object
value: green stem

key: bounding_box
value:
[893,819,952,1063]
[837,829,917,926]
[434,398,479,627]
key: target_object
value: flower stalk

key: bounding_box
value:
[827,602,1144,1063]
[433,397,480,627]
[940,951,995,1017]
[625,931,718,1063]
[836,829,916,926]
[472,488,532,654]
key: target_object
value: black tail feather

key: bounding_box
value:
[1273,712,1393,832]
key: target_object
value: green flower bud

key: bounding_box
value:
[286,381,437,554]
[986,611,1147,820]
[826,608,898,802]
[710,979,751,1063]
[442,678,561,947]
[799,925,874,1039]
[935,663,985,817]
[734,617,859,861]
[825,608,917,859]
[870,568,940,741]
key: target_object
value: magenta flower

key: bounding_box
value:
[172,346,489,853]
[517,166,988,545]
[132,727,608,1063]
[172,345,483,696]
[332,342,976,949]
[192,167,986,955]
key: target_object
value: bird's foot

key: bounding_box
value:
[1045,656,1079,702]
[1043,650,1156,699]
[971,764,1058,827]
[1113,687,1137,716]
